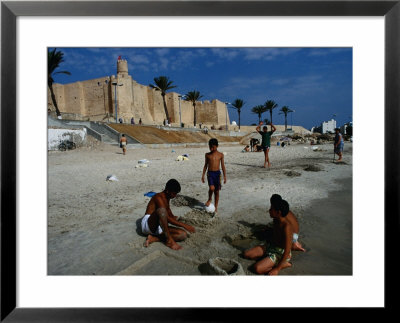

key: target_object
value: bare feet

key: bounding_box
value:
[204,200,212,207]
[166,239,182,250]
[292,242,306,252]
[281,261,292,270]
[143,235,160,247]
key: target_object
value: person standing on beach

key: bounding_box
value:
[201,138,227,215]
[119,134,127,155]
[141,179,195,250]
[256,121,276,168]
[334,127,344,161]
[243,194,304,275]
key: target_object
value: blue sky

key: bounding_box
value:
[50,47,352,129]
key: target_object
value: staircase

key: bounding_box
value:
[48,117,142,147]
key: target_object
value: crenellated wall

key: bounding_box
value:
[48,59,229,127]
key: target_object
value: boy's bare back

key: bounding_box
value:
[286,211,300,234]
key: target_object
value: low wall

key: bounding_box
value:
[48,128,87,150]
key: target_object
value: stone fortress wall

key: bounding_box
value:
[48,59,230,127]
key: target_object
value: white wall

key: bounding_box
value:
[48,128,87,150]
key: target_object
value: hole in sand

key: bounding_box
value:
[303,164,323,172]
[206,257,245,275]
[284,170,302,177]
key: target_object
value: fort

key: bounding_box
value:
[48,58,229,128]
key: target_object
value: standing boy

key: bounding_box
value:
[256,121,276,168]
[201,138,227,215]
[120,134,127,155]
[141,179,195,250]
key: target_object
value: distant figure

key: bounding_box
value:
[131,117,135,125]
[120,134,127,155]
[201,138,227,216]
[256,121,276,168]
[119,117,123,124]
[250,138,260,152]
[242,145,250,152]
[141,179,195,250]
[281,142,285,148]
[203,126,209,134]
[334,128,344,161]
[139,118,142,125]
[243,194,305,275]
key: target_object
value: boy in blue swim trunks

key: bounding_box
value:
[256,121,276,168]
[201,138,227,215]
[243,194,304,275]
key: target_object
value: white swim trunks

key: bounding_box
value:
[141,214,163,235]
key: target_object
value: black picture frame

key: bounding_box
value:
[1,1,398,321]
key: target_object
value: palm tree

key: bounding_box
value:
[48,48,71,117]
[264,100,278,125]
[230,99,245,130]
[251,105,267,123]
[279,106,294,131]
[149,76,177,123]
[263,118,271,125]
[184,90,203,126]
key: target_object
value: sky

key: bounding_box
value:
[50,47,352,130]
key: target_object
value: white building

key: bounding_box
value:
[321,119,336,134]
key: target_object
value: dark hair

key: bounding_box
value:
[165,179,181,193]
[280,200,290,217]
[209,138,218,147]
[122,134,125,137]
[270,194,289,217]
[263,126,268,130]
[270,194,282,209]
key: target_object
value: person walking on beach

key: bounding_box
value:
[141,179,195,250]
[201,138,227,215]
[119,134,127,155]
[131,117,135,125]
[256,121,276,168]
[243,194,304,275]
[139,118,142,125]
[334,127,344,162]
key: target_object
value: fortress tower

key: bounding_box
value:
[117,59,129,78]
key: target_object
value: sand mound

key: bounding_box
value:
[179,209,219,228]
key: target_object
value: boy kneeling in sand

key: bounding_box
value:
[141,179,195,250]
[243,194,304,275]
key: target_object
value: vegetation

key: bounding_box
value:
[279,106,294,131]
[264,100,278,125]
[48,48,71,117]
[230,99,245,130]
[184,90,203,126]
[251,105,267,123]
[149,76,177,123]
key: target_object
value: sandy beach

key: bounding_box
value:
[48,140,352,276]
